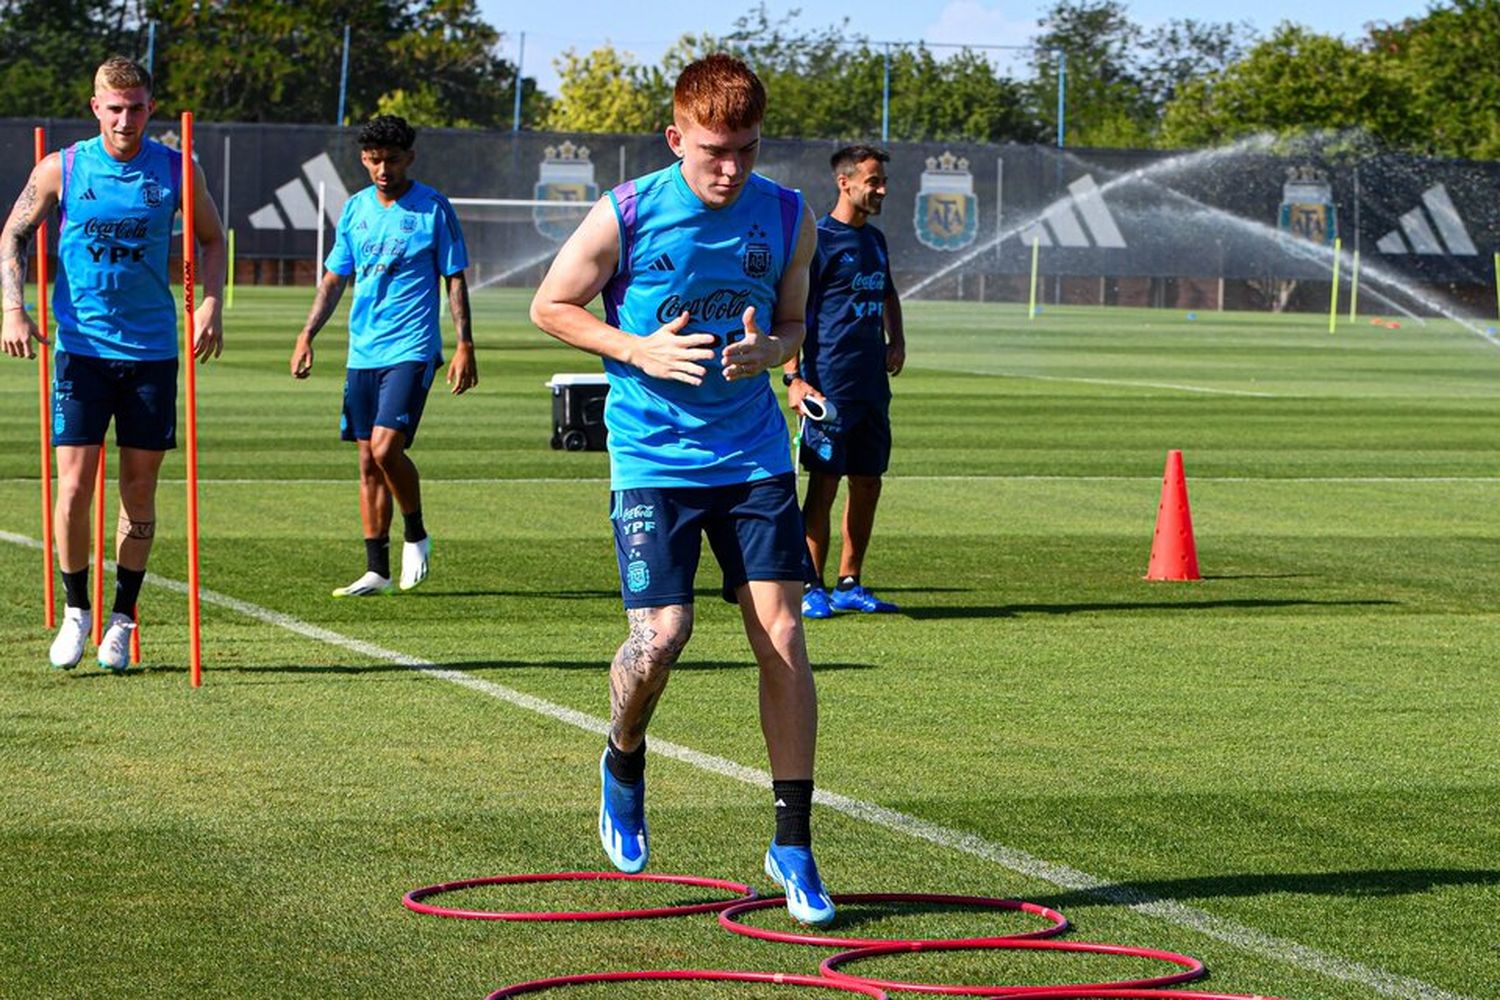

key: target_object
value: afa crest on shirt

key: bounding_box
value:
[400,214,417,233]
[535,141,598,242]
[914,151,978,252]
[141,178,162,208]
[742,223,771,278]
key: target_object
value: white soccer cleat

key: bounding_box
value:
[97,612,137,673]
[331,571,393,598]
[49,606,91,670]
[400,537,431,591]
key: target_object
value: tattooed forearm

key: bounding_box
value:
[2,181,44,310]
[448,274,472,344]
[299,275,347,339]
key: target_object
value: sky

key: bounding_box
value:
[479,0,1438,98]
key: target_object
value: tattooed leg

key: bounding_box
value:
[609,604,692,752]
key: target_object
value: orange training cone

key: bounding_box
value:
[1145,449,1200,581]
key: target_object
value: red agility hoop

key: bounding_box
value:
[819,938,1205,995]
[1001,991,1284,1000]
[719,893,1069,949]
[486,969,891,999]
[402,871,756,921]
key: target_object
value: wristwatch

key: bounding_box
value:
[782,372,799,386]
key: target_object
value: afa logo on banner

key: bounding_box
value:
[914,151,978,252]
[1278,165,1337,245]
[535,140,598,242]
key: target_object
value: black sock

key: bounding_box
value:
[773,779,814,847]
[402,509,427,544]
[836,575,859,591]
[111,567,145,617]
[605,737,646,785]
[365,536,391,578]
[803,580,826,594]
[62,569,90,611]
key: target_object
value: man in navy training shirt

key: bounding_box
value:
[784,145,906,619]
[291,115,477,597]
[1,55,226,672]
[530,54,835,927]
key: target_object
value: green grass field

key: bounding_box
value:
[1,287,1496,999]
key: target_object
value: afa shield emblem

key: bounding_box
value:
[914,150,978,252]
[1278,165,1337,246]
[535,141,598,242]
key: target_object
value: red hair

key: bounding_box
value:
[673,54,766,130]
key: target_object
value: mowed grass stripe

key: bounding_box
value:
[0,526,1478,1000]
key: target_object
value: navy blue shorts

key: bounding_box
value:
[611,473,805,608]
[799,398,891,477]
[340,360,437,445]
[52,350,177,450]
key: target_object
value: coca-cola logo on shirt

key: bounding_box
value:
[83,218,149,240]
[655,288,752,325]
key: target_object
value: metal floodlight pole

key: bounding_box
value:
[336,23,351,126]
[882,43,891,144]
[1055,49,1066,148]
[512,32,526,133]
[144,20,156,76]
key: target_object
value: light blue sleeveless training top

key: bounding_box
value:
[53,136,182,361]
[602,163,803,489]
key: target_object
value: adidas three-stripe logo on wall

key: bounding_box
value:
[647,253,675,272]
[1018,174,1127,249]
[248,153,350,231]
[1375,184,1477,255]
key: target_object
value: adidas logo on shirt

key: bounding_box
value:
[80,188,97,201]
[647,253,675,272]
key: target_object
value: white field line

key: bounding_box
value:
[0,528,1477,1000]
[945,369,1284,397]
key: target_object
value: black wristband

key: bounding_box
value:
[782,372,799,386]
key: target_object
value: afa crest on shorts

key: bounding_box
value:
[1278,165,1337,246]
[534,141,598,242]
[914,151,979,252]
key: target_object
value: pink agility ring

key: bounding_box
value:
[402,871,755,921]
[486,969,891,999]
[719,893,1069,948]
[819,938,1206,995]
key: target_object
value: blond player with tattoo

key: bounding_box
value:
[1,56,225,671]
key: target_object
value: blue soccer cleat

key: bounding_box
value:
[828,585,899,614]
[801,587,834,620]
[764,840,836,927]
[598,751,649,873]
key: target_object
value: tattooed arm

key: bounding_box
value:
[289,269,351,378]
[444,270,477,395]
[1,154,60,360]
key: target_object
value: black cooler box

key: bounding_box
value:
[547,373,609,451]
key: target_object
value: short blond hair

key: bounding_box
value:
[94,56,152,95]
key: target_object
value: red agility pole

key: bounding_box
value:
[33,127,55,628]
[181,111,203,687]
[131,604,141,664]
[92,448,106,646]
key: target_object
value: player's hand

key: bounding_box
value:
[886,339,906,376]
[721,306,779,382]
[290,334,315,379]
[447,340,478,395]
[628,311,716,385]
[786,377,824,413]
[1,308,46,359]
[191,301,223,362]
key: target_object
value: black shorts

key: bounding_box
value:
[340,360,438,446]
[610,473,805,608]
[52,350,178,450]
[799,398,891,477]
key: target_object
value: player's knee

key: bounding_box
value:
[369,434,405,470]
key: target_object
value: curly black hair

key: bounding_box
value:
[358,115,415,151]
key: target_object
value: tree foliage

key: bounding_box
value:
[543,43,665,134]
[0,0,546,127]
